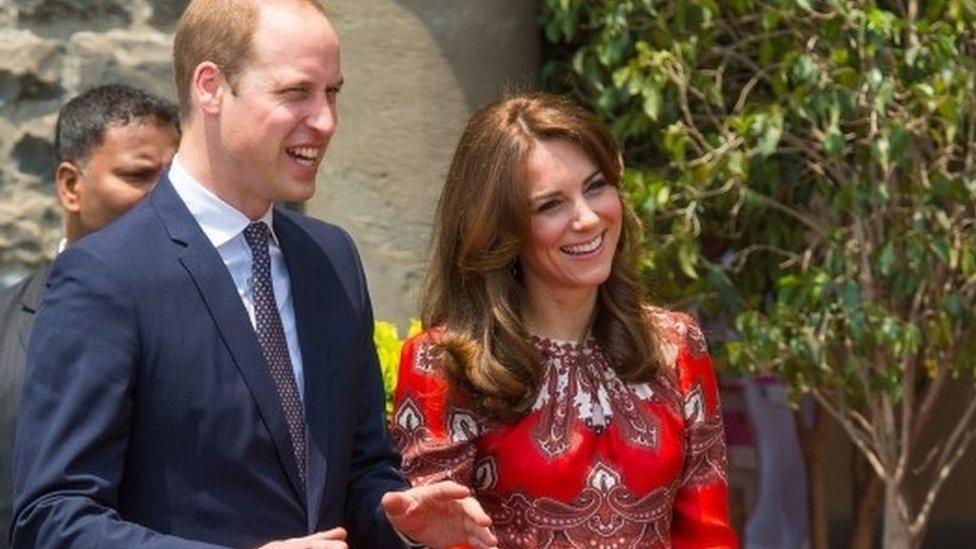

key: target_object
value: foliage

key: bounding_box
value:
[374,319,422,416]
[540,0,976,545]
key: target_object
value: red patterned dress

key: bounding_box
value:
[390,309,738,548]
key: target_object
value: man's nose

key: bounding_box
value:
[307,102,336,136]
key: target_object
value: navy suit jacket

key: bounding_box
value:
[0,265,50,549]
[11,177,407,548]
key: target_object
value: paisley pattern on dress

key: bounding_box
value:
[391,397,478,486]
[480,460,677,549]
[391,308,738,548]
[526,336,667,460]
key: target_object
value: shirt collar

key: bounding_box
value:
[168,155,277,248]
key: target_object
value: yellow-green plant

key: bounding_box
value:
[373,319,422,416]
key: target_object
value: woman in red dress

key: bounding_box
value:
[390,92,738,548]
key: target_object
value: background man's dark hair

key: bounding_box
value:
[54,84,180,166]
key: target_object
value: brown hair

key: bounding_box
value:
[422,92,664,422]
[173,0,327,117]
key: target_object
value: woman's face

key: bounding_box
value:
[520,138,622,299]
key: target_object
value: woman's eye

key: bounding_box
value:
[586,178,609,193]
[535,200,560,213]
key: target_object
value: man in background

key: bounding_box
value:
[0,83,179,549]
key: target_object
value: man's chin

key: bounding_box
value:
[274,180,317,205]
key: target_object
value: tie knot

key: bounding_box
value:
[243,221,271,251]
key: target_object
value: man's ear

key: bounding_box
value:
[55,161,82,213]
[192,61,225,116]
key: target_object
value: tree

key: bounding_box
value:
[539,0,976,547]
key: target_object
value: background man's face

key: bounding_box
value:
[216,3,341,208]
[74,120,179,235]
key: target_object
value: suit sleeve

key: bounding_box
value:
[11,248,226,549]
[335,230,410,548]
[669,314,739,549]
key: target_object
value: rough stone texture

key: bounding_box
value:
[64,30,174,100]
[16,0,131,25]
[0,182,60,276]
[0,0,174,284]
[147,0,189,29]
[0,29,63,105]
[9,113,58,181]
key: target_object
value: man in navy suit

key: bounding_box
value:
[11,1,497,548]
[0,83,179,549]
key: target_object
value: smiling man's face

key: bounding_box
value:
[215,2,342,215]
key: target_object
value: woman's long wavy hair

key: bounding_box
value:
[421,92,665,423]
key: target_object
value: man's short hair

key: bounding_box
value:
[173,0,328,118]
[54,84,180,167]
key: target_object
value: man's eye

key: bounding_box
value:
[281,88,309,98]
[121,171,158,184]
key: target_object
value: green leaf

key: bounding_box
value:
[824,125,844,156]
[877,241,895,276]
[757,107,784,156]
[930,238,951,265]
[792,54,818,84]
[642,85,662,120]
[656,185,671,206]
[677,240,700,279]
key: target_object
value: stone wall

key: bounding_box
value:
[0,0,186,286]
[0,0,540,325]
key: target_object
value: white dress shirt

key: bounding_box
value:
[168,155,305,401]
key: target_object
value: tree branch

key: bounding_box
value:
[811,388,887,478]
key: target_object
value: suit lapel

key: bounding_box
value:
[274,213,338,529]
[151,178,307,503]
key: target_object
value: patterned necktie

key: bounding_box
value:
[243,221,307,484]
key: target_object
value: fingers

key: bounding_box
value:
[382,483,498,548]
[306,541,347,549]
[275,528,348,549]
[462,515,498,548]
[458,495,495,547]
[458,496,492,527]
[384,480,472,513]
[312,527,347,540]
[380,490,412,517]
[425,480,472,500]
[258,528,348,549]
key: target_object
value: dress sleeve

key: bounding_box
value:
[390,333,480,489]
[669,313,739,549]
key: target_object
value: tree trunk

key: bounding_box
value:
[848,451,884,549]
[796,402,830,549]
[882,484,913,549]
